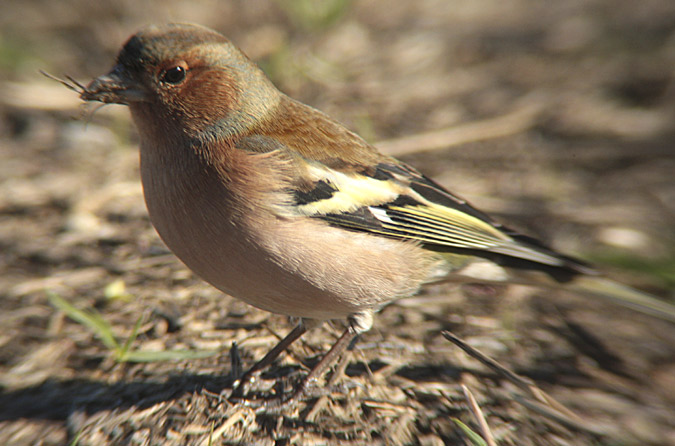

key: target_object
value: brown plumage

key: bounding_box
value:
[75,23,674,406]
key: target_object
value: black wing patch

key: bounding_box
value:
[293,179,337,205]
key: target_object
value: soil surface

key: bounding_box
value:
[1,1,675,445]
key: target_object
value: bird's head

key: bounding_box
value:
[82,23,280,142]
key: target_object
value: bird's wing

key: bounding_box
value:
[291,159,593,275]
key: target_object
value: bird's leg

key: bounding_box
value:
[230,320,310,400]
[263,311,373,410]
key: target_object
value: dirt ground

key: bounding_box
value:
[1,1,675,445]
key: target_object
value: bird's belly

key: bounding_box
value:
[147,200,441,320]
[143,194,350,319]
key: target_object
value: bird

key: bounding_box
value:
[63,23,674,406]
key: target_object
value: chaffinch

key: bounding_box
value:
[65,23,673,405]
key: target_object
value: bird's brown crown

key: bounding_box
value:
[117,23,230,73]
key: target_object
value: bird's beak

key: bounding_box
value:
[81,64,147,105]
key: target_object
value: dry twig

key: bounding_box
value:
[461,384,497,446]
[442,330,607,437]
[377,96,546,156]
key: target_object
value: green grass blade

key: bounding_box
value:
[117,315,144,361]
[452,418,487,446]
[48,292,119,350]
[121,349,218,363]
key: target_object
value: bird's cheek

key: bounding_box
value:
[177,72,238,132]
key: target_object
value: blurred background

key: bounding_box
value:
[1,1,674,445]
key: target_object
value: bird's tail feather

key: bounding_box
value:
[565,275,675,323]
[440,254,675,322]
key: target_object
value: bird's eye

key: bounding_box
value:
[161,66,187,84]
